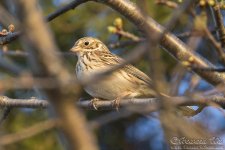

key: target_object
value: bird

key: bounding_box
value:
[70,37,196,116]
[70,37,156,99]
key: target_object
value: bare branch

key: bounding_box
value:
[0,95,225,110]
[0,49,28,57]
[0,107,11,125]
[46,0,89,22]
[0,31,21,45]
[95,0,225,86]
[155,0,178,9]
[0,0,89,45]
[212,3,225,47]
[204,28,225,64]
[108,40,142,49]
[15,0,98,149]
[114,30,143,42]
[0,96,48,108]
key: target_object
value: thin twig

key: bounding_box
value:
[0,107,11,125]
[155,0,178,9]
[204,28,225,65]
[0,32,21,45]
[0,49,28,57]
[97,0,225,87]
[0,96,48,108]
[0,0,88,45]
[212,3,225,47]
[46,0,89,22]
[115,30,143,42]
[108,40,142,49]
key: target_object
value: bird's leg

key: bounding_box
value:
[112,97,121,111]
[113,93,131,111]
[91,98,99,110]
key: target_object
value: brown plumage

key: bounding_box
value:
[70,37,196,116]
[70,37,156,100]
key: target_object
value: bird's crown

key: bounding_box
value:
[70,37,109,53]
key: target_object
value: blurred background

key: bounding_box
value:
[0,0,225,150]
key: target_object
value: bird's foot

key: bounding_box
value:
[112,98,121,111]
[91,98,99,110]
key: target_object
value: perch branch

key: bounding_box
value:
[0,95,225,110]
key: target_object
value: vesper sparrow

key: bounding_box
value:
[70,37,156,100]
[70,37,195,115]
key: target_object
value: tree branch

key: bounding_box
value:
[95,0,225,86]
[155,0,178,9]
[0,0,89,45]
[46,0,89,22]
[0,95,225,110]
[16,0,98,149]
[0,96,48,108]
[204,28,225,65]
[212,3,225,47]
[0,49,74,57]
[0,31,21,45]
[4,0,224,89]
[0,107,11,125]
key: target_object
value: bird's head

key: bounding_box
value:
[70,37,109,55]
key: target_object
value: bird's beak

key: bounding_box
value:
[70,45,80,53]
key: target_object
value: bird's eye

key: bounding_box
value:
[84,41,89,46]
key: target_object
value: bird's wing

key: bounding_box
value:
[123,64,152,85]
[99,51,152,85]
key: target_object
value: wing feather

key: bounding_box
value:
[98,51,152,86]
